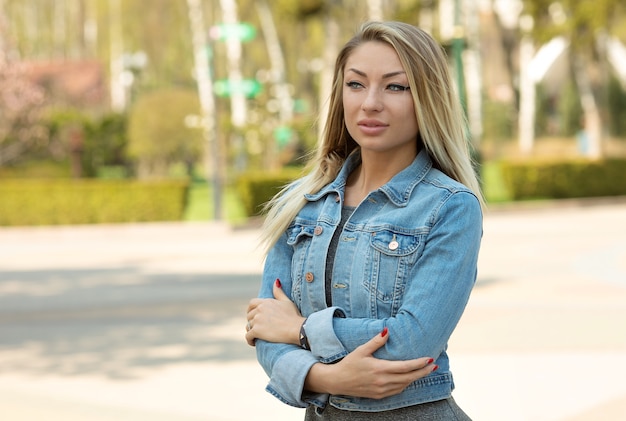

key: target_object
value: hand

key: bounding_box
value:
[245,279,305,347]
[305,328,437,399]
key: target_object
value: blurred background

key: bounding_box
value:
[1,0,625,222]
[1,1,626,420]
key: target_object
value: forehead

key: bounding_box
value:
[344,41,404,75]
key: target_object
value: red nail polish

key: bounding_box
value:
[427,358,434,365]
[381,327,388,337]
[275,279,282,288]
[432,365,439,372]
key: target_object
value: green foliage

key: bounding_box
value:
[482,97,514,142]
[183,181,247,224]
[273,0,326,18]
[481,161,512,204]
[500,158,626,200]
[85,112,129,173]
[534,84,550,137]
[0,161,71,179]
[523,0,623,49]
[534,79,582,137]
[607,77,626,136]
[558,80,583,136]
[0,179,189,226]
[236,168,303,216]
[127,88,203,178]
[42,109,129,178]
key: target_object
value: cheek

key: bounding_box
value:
[342,96,360,122]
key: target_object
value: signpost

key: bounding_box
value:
[213,78,262,98]
[209,23,256,42]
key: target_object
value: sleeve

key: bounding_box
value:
[255,231,329,408]
[303,191,483,362]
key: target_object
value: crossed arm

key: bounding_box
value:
[245,280,436,400]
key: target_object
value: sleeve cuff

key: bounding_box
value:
[265,349,319,408]
[305,306,348,363]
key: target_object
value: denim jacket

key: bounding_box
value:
[255,149,483,412]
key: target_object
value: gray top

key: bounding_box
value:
[324,205,355,307]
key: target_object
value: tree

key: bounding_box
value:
[523,0,626,157]
[0,7,46,165]
[127,88,203,178]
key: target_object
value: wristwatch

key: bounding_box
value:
[299,319,311,351]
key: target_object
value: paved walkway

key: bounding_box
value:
[0,199,625,420]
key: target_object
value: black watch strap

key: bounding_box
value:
[299,319,311,350]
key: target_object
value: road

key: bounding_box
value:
[0,199,625,420]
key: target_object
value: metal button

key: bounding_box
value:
[314,226,323,235]
[388,234,399,250]
[305,272,314,282]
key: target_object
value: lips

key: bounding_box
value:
[357,119,388,135]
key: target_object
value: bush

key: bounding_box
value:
[500,158,626,200]
[127,88,203,178]
[236,168,302,216]
[0,179,189,226]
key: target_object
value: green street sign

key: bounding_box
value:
[209,23,256,42]
[214,79,262,98]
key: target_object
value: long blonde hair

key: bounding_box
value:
[260,21,484,254]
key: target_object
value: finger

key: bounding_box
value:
[385,356,436,374]
[272,278,291,301]
[245,329,256,347]
[396,361,439,385]
[354,327,389,357]
[247,298,263,313]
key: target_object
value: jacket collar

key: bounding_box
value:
[305,149,432,207]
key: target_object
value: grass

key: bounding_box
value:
[183,181,248,225]
[480,161,512,204]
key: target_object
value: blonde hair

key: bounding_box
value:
[260,21,484,254]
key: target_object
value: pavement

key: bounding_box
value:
[0,198,625,420]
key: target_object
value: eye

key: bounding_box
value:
[345,81,364,89]
[387,84,410,92]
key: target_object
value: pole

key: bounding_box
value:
[186,0,222,220]
[453,0,467,118]
[109,0,125,111]
[519,16,535,155]
[219,0,247,172]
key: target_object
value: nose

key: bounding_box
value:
[361,88,383,112]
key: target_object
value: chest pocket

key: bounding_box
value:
[370,230,421,256]
[364,229,424,316]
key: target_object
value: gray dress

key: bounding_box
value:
[304,397,471,420]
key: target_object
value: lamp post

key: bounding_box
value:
[186,0,222,220]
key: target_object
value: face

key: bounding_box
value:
[342,41,418,158]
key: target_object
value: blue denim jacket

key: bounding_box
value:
[255,149,483,412]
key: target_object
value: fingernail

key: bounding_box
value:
[432,365,439,372]
[427,358,434,364]
[275,279,282,288]
[381,327,388,337]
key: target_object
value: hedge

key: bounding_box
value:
[236,169,302,216]
[0,179,189,226]
[500,158,626,200]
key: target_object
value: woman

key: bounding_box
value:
[246,21,483,419]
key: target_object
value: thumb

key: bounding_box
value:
[355,327,389,357]
[272,278,291,301]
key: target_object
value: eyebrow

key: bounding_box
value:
[346,68,406,79]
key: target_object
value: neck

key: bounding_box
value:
[360,148,417,186]
[344,148,417,206]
